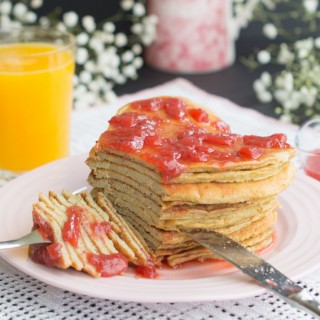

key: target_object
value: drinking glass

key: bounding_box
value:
[0,26,75,173]
[295,119,320,181]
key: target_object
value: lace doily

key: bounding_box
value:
[0,79,318,320]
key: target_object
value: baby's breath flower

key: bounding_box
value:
[0,1,12,15]
[257,50,271,64]
[76,47,89,65]
[133,3,146,17]
[30,0,43,9]
[63,11,79,28]
[79,70,92,84]
[0,15,12,28]
[73,75,79,86]
[133,56,143,69]
[56,22,66,32]
[263,23,278,39]
[82,15,96,33]
[131,23,143,34]
[303,0,318,13]
[132,44,142,55]
[77,32,89,46]
[13,3,28,18]
[25,11,37,23]
[103,22,115,33]
[39,16,50,27]
[122,50,134,63]
[260,72,272,87]
[277,43,294,64]
[84,60,96,73]
[104,90,118,103]
[121,0,134,11]
[115,33,128,47]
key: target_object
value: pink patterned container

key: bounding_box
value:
[145,0,235,74]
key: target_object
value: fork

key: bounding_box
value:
[0,187,88,250]
[0,230,51,249]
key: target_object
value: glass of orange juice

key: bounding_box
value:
[0,26,75,173]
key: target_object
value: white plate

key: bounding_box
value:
[0,154,320,302]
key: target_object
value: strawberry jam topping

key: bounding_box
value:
[188,108,209,123]
[32,212,53,241]
[91,221,112,237]
[97,97,291,181]
[62,205,84,248]
[87,252,128,277]
[30,243,62,267]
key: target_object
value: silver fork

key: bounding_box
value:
[0,230,51,249]
[0,187,88,250]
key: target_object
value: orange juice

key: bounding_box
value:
[0,41,74,171]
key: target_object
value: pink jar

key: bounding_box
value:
[145,0,235,74]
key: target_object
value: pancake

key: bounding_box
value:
[29,191,157,278]
[86,96,296,266]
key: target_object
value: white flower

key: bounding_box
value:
[103,33,114,44]
[314,37,320,49]
[295,38,314,59]
[260,72,272,87]
[76,48,88,64]
[109,54,121,68]
[132,44,142,55]
[63,11,79,28]
[253,79,265,94]
[82,15,96,33]
[77,32,89,46]
[79,70,92,84]
[262,0,277,10]
[88,80,100,92]
[0,1,12,15]
[131,23,143,34]
[56,22,66,32]
[277,43,294,64]
[122,50,134,63]
[39,16,50,27]
[25,11,37,23]
[103,22,115,33]
[283,72,294,91]
[300,86,318,107]
[133,3,146,16]
[133,57,144,69]
[0,15,12,28]
[280,114,292,123]
[114,74,126,84]
[89,37,104,53]
[257,50,271,64]
[274,89,289,103]
[121,0,134,11]
[141,34,154,46]
[115,33,127,47]
[11,20,21,28]
[257,90,272,103]
[13,3,28,18]
[84,60,96,72]
[303,0,318,13]
[104,90,118,103]
[73,75,79,86]
[31,0,43,9]
[263,23,278,39]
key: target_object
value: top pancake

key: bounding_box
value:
[89,96,295,184]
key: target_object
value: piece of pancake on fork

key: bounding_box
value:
[29,191,157,277]
[87,96,296,267]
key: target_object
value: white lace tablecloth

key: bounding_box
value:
[1,79,319,320]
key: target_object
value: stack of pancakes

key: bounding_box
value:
[29,191,155,277]
[87,97,295,267]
